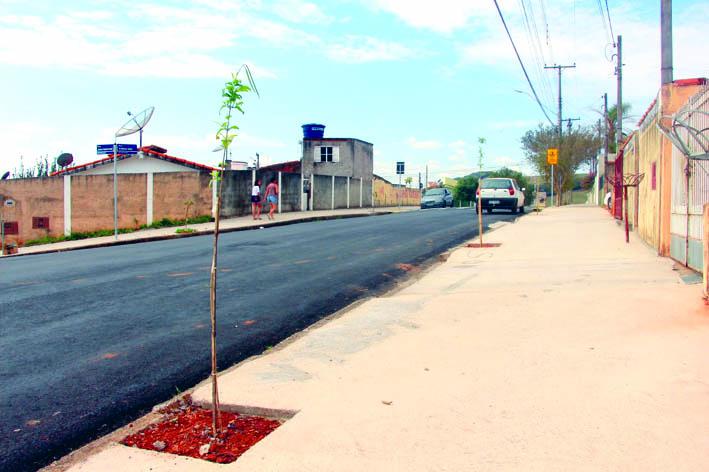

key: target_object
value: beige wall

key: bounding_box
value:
[0,177,64,245]
[71,174,148,232]
[636,113,662,249]
[373,178,421,206]
[153,172,212,221]
[0,171,213,246]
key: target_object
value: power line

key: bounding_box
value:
[492,0,556,127]
[605,0,616,47]
[520,0,556,112]
[595,0,612,44]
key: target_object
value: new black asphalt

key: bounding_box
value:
[0,208,519,471]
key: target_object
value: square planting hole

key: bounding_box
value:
[466,242,502,248]
[121,396,292,464]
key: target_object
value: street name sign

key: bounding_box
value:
[97,144,114,155]
[547,148,558,165]
[97,144,139,155]
[117,144,138,155]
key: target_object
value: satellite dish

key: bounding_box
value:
[1,171,9,180]
[116,106,154,138]
[57,153,74,168]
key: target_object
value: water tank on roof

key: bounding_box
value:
[302,123,325,139]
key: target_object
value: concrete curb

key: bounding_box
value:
[5,211,393,258]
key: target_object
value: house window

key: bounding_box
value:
[651,162,657,190]
[33,217,50,229]
[3,221,18,235]
[320,146,333,162]
[314,146,339,163]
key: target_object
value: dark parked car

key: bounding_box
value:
[420,188,453,209]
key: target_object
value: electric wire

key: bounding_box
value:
[596,0,612,44]
[605,0,616,46]
[518,0,555,116]
[492,0,555,127]
[524,0,556,111]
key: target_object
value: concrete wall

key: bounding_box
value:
[349,178,362,207]
[0,177,64,245]
[334,176,348,209]
[220,170,253,217]
[301,138,373,180]
[313,174,333,210]
[280,173,302,212]
[362,179,373,207]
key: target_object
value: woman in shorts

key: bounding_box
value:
[264,177,279,220]
[251,179,262,220]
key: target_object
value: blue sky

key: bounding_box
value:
[1,0,707,182]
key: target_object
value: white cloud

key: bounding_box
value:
[447,139,468,162]
[272,0,333,24]
[0,6,294,79]
[326,36,414,63]
[368,0,492,33]
[406,137,441,150]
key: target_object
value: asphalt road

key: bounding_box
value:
[0,207,520,471]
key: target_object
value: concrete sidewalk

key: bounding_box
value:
[52,206,709,471]
[9,207,417,257]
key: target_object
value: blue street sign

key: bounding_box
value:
[97,144,138,155]
[117,144,138,155]
[97,144,114,155]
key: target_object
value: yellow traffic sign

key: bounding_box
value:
[547,148,558,165]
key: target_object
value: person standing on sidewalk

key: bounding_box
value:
[251,179,263,220]
[264,177,279,220]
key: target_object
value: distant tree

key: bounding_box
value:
[488,167,533,204]
[521,125,601,205]
[453,175,478,206]
[404,176,413,188]
[596,103,633,153]
[12,155,58,178]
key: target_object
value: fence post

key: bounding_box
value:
[360,178,363,207]
[278,171,282,214]
[310,173,314,211]
[331,175,335,210]
[146,172,153,225]
[703,204,709,300]
[64,175,72,236]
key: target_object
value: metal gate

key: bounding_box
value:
[669,86,709,271]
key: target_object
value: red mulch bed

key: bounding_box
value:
[466,242,502,248]
[121,396,282,464]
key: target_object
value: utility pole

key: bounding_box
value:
[661,0,673,85]
[425,165,428,190]
[616,35,623,152]
[563,118,580,132]
[545,63,576,205]
[603,93,609,163]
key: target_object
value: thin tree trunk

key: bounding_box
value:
[209,173,224,437]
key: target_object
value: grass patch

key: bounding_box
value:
[571,190,590,204]
[24,215,213,247]
[176,228,197,234]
